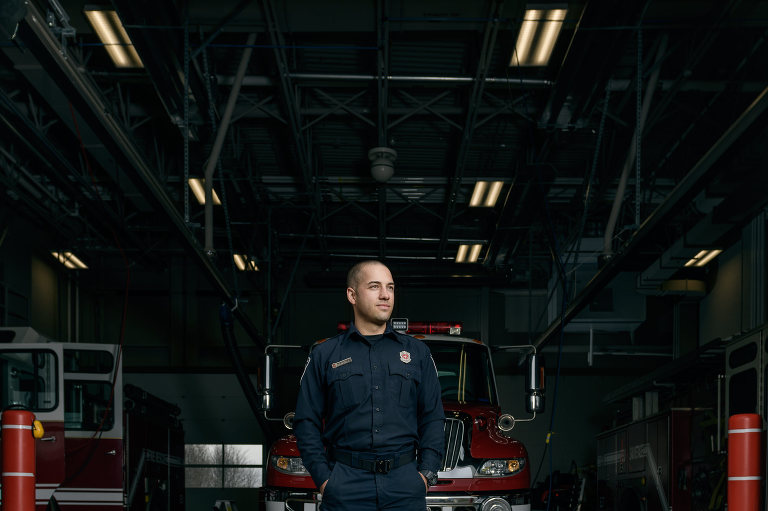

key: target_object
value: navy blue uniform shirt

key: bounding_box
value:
[294,322,445,488]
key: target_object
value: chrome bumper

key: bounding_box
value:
[426,494,530,511]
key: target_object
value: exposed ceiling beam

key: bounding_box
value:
[437,0,504,260]
[534,83,768,350]
[259,0,328,255]
[19,0,265,345]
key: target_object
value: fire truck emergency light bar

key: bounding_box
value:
[337,320,462,335]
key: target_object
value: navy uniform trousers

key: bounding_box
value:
[320,459,426,511]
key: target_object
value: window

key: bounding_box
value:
[185,444,263,488]
[430,342,496,405]
[0,350,58,411]
[64,349,114,373]
[64,380,115,430]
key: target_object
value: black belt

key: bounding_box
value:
[330,448,416,474]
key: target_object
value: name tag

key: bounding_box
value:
[331,357,352,369]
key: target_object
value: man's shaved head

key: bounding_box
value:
[346,260,388,290]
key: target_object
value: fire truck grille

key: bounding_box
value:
[441,418,464,471]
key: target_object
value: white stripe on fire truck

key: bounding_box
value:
[54,503,122,507]
[35,487,56,502]
[728,428,762,434]
[55,488,122,493]
[1,424,33,430]
[54,490,122,502]
[728,476,762,481]
[2,472,35,477]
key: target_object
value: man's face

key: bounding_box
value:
[347,263,395,327]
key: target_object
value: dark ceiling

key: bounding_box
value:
[2,0,768,348]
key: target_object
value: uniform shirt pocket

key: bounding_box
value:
[328,363,367,410]
[388,360,422,407]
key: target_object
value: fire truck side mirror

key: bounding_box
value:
[525,353,545,413]
[263,352,273,411]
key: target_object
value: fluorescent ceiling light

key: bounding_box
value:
[188,178,222,205]
[455,244,483,263]
[233,254,259,271]
[469,181,504,207]
[510,7,567,67]
[51,251,88,269]
[84,8,143,69]
[468,244,483,263]
[455,244,469,263]
[684,249,723,268]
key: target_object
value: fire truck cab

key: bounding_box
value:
[262,320,544,511]
[0,327,184,511]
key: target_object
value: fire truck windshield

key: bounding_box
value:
[429,342,496,405]
[0,350,58,411]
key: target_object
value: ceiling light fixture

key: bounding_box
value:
[510,7,567,67]
[188,178,222,206]
[455,244,483,263]
[368,147,398,183]
[233,254,259,271]
[51,251,88,269]
[469,181,504,207]
[684,249,723,268]
[84,7,143,68]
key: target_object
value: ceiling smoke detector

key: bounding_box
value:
[368,147,397,183]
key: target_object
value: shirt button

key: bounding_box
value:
[376,407,380,412]
[374,385,379,390]
[375,429,380,433]
[373,364,377,370]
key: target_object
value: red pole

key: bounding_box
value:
[1,408,37,511]
[727,413,763,511]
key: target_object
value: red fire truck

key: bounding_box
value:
[262,320,544,511]
[0,327,184,510]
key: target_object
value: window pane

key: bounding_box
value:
[185,467,222,488]
[185,444,223,465]
[0,350,58,411]
[224,467,263,488]
[224,444,263,465]
[431,343,495,405]
[64,381,114,430]
[63,349,114,373]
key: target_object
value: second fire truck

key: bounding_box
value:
[0,327,184,510]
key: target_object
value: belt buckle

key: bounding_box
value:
[375,459,391,474]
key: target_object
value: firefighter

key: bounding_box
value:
[294,260,445,510]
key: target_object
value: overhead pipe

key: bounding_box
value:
[204,33,256,255]
[603,36,667,257]
[218,73,552,87]
[535,82,768,350]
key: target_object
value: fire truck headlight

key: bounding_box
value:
[477,458,525,476]
[270,455,310,475]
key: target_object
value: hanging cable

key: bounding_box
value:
[533,174,570,511]
[65,101,130,482]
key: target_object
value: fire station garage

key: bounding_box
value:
[0,0,767,510]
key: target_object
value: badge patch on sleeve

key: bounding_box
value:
[331,357,352,369]
[400,351,411,363]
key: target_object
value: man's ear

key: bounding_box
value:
[346,287,356,305]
